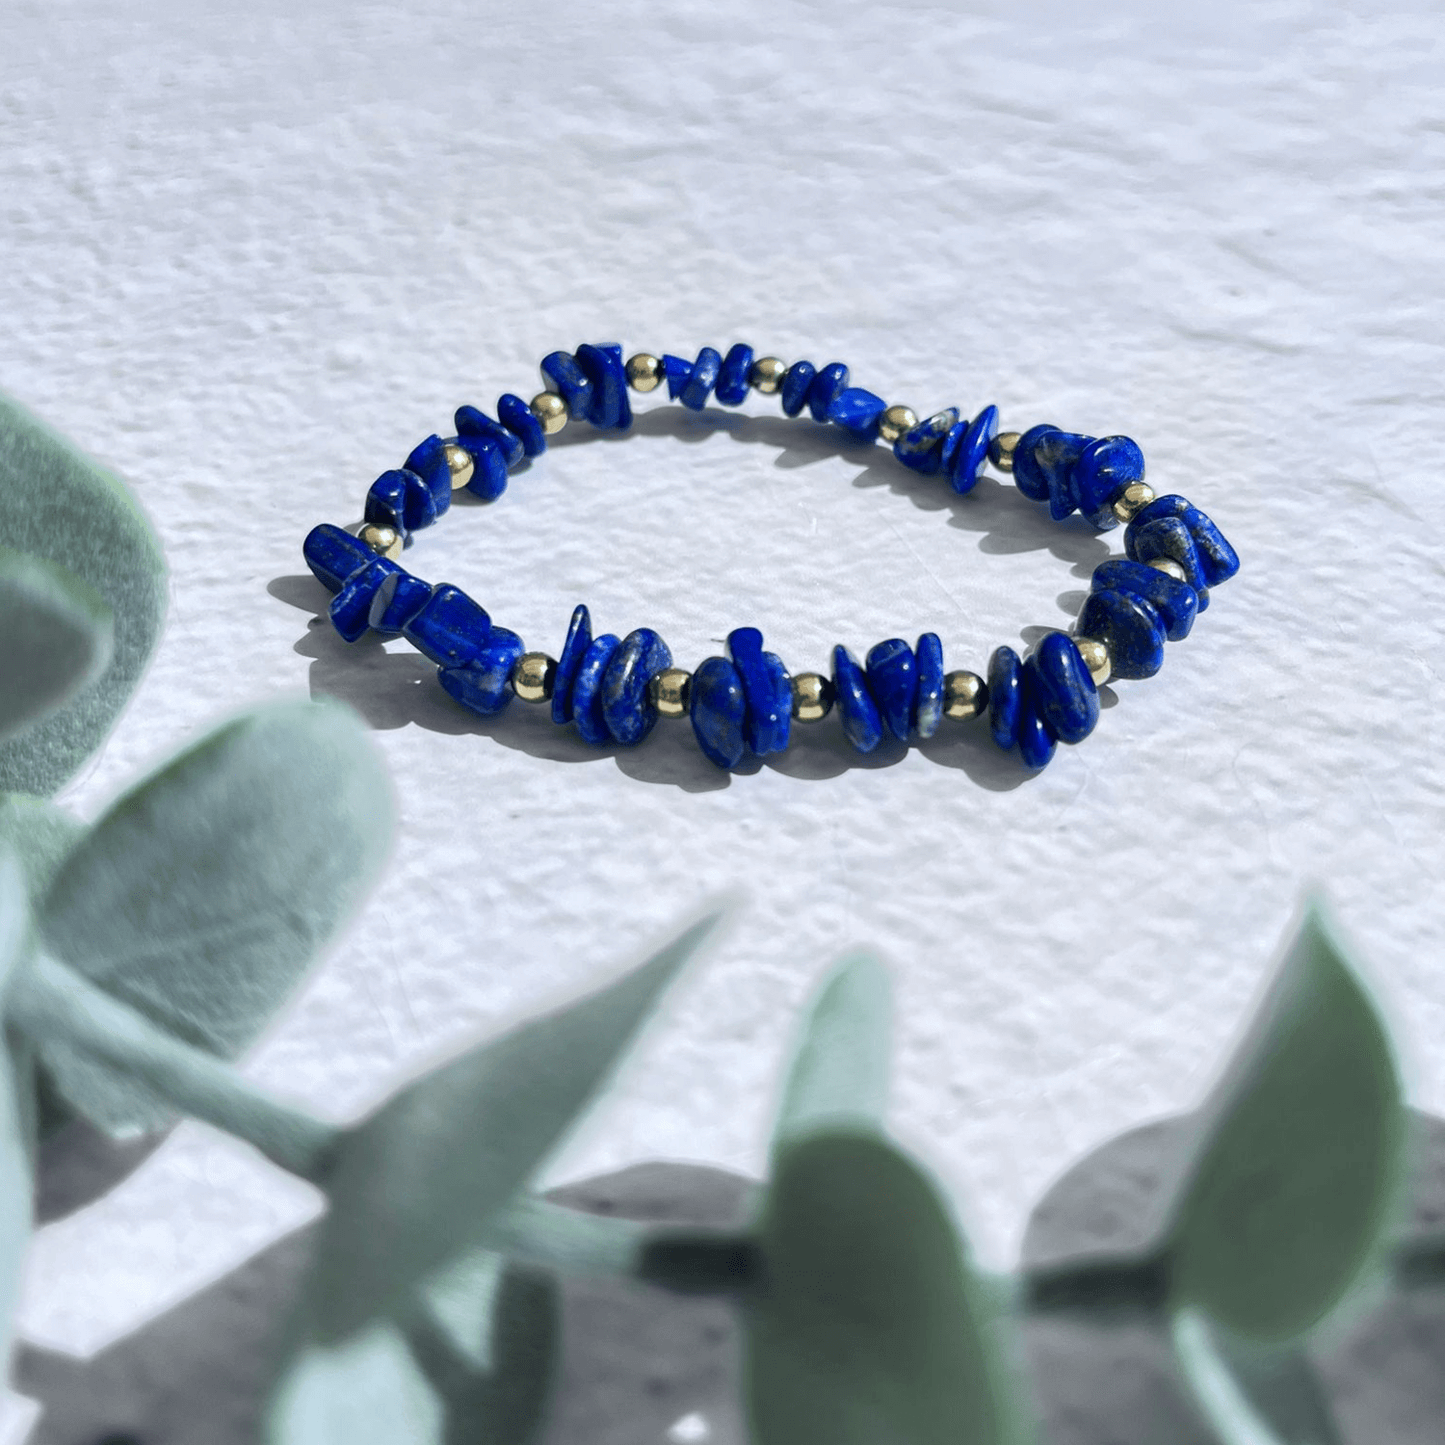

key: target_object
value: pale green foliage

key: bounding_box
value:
[0,858,34,1348]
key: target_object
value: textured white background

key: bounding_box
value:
[2,0,1442,1410]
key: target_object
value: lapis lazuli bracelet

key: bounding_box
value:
[302,343,1239,773]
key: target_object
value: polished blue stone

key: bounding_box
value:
[780,360,816,417]
[329,558,401,642]
[456,406,526,468]
[1130,517,1208,595]
[1017,696,1057,771]
[368,569,432,635]
[913,632,945,738]
[1128,495,1239,587]
[727,627,790,756]
[551,603,593,725]
[304,523,373,593]
[690,656,747,769]
[572,633,621,746]
[438,626,524,717]
[894,408,959,475]
[828,387,888,443]
[865,638,917,741]
[540,351,593,419]
[1076,590,1165,680]
[404,434,454,514]
[988,646,1023,750]
[576,343,633,431]
[365,468,436,538]
[715,344,754,406]
[601,627,672,745]
[402,584,492,667]
[680,347,723,410]
[1011,423,1061,502]
[1025,633,1098,745]
[499,392,546,457]
[1073,435,1144,530]
[807,363,849,423]
[1091,559,1197,641]
[832,645,883,754]
[662,354,694,401]
[939,420,969,478]
[1036,430,1090,521]
[949,405,999,496]
[457,433,509,502]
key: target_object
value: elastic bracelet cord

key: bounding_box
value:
[302,343,1239,773]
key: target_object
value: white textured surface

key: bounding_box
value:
[2,0,1443,1403]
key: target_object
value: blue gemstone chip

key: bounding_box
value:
[987,645,1023,750]
[455,406,526,468]
[727,627,791,756]
[576,343,633,431]
[828,387,888,443]
[329,557,402,643]
[865,639,917,741]
[949,405,999,496]
[832,645,883,753]
[1025,633,1098,745]
[1091,559,1197,641]
[551,603,593,725]
[455,433,509,502]
[1127,495,1239,587]
[780,360,817,417]
[894,408,960,475]
[1072,435,1144,529]
[540,351,593,419]
[807,363,849,422]
[368,569,433,636]
[439,626,525,717]
[304,523,374,593]
[913,632,945,738]
[680,347,723,410]
[365,468,436,538]
[1076,590,1166,680]
[715,344,755,406]
[404,434,454,514]
[403,584,492,668]
[691,656,748,769]
[572,633,621,746]
[601,627,672,745]
[498,392,547,457]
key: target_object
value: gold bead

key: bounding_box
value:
[625,353,663,392]
[1112,482,1155,524]
[510,652,557,704]
[530,392,569,435]
[1073,637,1111,687]
[791,672,834,723]
[1148,557,1188,583]
[877,405,918,444]
[444,441,474,491]
[357,522,403,561]
[989,431,1021,473]
[749,357,788,394]
[942,669,987,720]
[649,667,691,718]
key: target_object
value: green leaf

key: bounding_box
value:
[746,1128,1031,1445]
[309,908,725,1342]
[1167,904,1404,1341]
[0,857,36,1340]
[0,549,113,745]
[0,794,85,902]
[0,389,166,795]
[35,698,393,1135]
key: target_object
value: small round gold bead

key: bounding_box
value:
[625,353,664,393]
[877,405,918,444]
[791,672,834,722]
[1148,557,1188,583]
[749,357,788,394]
[942,670,988,721]
[510,652,557,704]
[1112,482,1156,524]
[530,391,569,435]
[357,522,403,561]
[649,667,691,719]
[1073,636,1111,688]
[443,441,474,491]
[989,431,1021,473]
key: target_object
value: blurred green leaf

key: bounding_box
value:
[1167,905,1403,1341]
[0,794,85,902]
[36,698,393,1135]
[0,857,36,1340]
[746,1128,1030,1445]
[0,389,166,795]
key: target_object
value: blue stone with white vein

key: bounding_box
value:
[832,645,883,754]
[365,468,436,538]
[715,344,755,406]
[894,408,959,475]
[439,627,525,717]
[540,351,593,419]
[552,603,593,725]
[680,347,723,411]
[780,360,817,417]
[499,392,547,457]
[1091,559,1197,641]
[691,656,748,769]
[368,569,433,636]
[988,645,1023,750]
[573,634,621,746]
[1025,633,1098,745]
[1076,589,1166,680]
[404,434,454,514]
[727,627,791,755]
[949,406,999,495]
[329,558,402,643]
[576,343,633,430]
[913,632,945,738]
[601,627,673,744]
[865,639,917,741]
[1127,495,1239,587]
[403,584,492,668]
[456,406,525,468]
[304,523,374,593]
[828,387,887,443]
[807,363,850,422]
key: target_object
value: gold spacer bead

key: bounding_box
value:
[444,441,475,491]
[749,356,788,394]
[877,405,918,444]
[625,353,664,392]
[530,391,569,435]
[357,522,403,561]
[1073,636,1111,688]
[989,431,1021,473]
[648,667,691,718]
[942,670,988,721]
[791,672,834,722]
[1112,482,1156,524]
[510,652,557,704]
[1148,556,1188,583]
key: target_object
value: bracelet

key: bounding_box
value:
[301,343,1239,773]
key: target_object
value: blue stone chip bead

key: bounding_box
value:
[551,603,593,725]
[365,468,436,539]
[1130,517,1208,597]
[913,632,945,739]
[540,351,594,419]
[1025,633,1099,745]
[303,523,374,593]
[680,347,723,411]
[939,419,969,478]
[576,343,633,431]
[457,433,509,502]
[987,645,1024,750]
[1011,424,1062,502]
[865,639,917,742]
[1076,590,1166,680]
[690,656,748,770]
[807,363,850,422]
[828,388,888,443]
[455,406,525,469]
[601,627,673,745]
[1091,559,1198,641]
[572,633,621,746]
[949,405,1000,496]
[438,626,525,717]
[1036,430,1091,521]
[780,360,817,417]
[715,344,755,406]
[402,583,492,668]
[1017,696,1057,771]
[894,408,960,475]
[727,627,791,756]
[404,434,454,515]
[832,645,883,754]
[499,392,546,457]
[329,557,402,643]
[1127,495,1240,587]
[368,569,433,636]
[1072,436,1144,530]
[662,354,695,401]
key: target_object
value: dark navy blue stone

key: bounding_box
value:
[498,392,546,457]
[807,363,849,423]
[865,639,917,742]
[367,569,432,636]
[913,632,945,738]
[601,627,672,745]
[402,584,492,668]
[551,603,593,725]
[1128,495,1239,587]
[1091,559,1197,641]
[662,354,694,401]
[680,347,723,411]
[1017,696,1057,771]
[727,627,791,756]
[1026,632,1098,745]
[455,406,526,468]
[576,343,633,431]
[1130,517,1208,595]
[832,645,883,754]
[715,344,754,406]
[939,420,969,478]
[365,468,436,539]
[780,360,817,418]
[1035,430,1091,521]
[894,408,960,475]
[540,351,593,419]
[828,387,888,443]
[329,558,401,643]
[304,523,373,593]
[949,405,999,496]
[987,645,1023,750]
[572,634,620,746]
[438,626,524,717]
[457,433,509,502]
[1076,590,1166,680]
[690,656,747,770]
[404,434,454,514]
[1011,424,1062,502]
[1073,436,1144,530]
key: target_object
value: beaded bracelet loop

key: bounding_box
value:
[302,343,1240,773]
